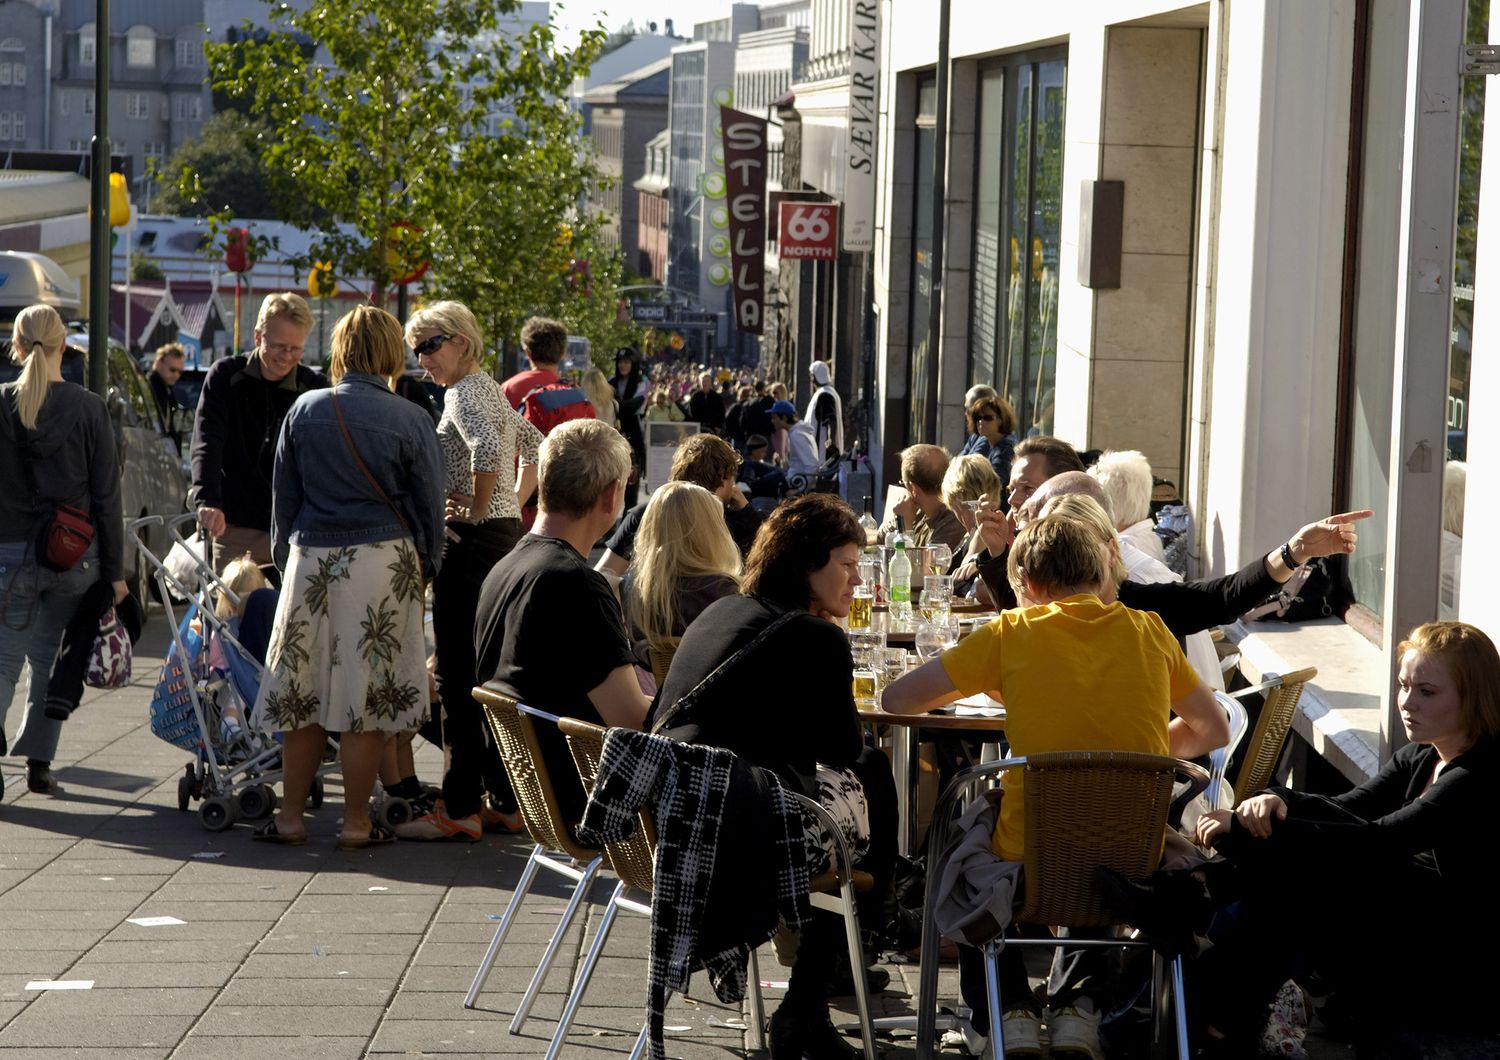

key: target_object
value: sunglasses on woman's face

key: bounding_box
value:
[414,334,451,358]
[975,414,995,424]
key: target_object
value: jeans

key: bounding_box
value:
[433,517,523,818]
[0,540,102,763]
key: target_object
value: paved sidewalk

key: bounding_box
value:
[2,614,1363,1059]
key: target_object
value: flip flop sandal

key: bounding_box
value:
[252,819,309,845]
[336,823,398,850]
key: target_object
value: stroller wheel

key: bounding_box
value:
[177,773,194,812]
[309,777,326,810]
[237,784,277,821]
[378,797,412,828]
[199,796,235,832]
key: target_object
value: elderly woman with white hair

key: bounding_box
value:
[401,300,544,841]
[1089,449,1166,564]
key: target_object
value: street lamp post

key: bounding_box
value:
[87,0,110,398]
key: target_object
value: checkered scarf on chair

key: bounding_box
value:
[578,727,809,1060]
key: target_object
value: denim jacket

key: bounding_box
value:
[271,373,445,576]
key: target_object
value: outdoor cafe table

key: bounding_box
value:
[856,704,1007,858]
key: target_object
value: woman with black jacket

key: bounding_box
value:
[1189,621,1500,1051]
[0,305,126,795]
[610,348,647,508]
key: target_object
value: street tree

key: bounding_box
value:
[182,0,638,358]
[154,111,285,218]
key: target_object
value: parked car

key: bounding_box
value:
[0,331,190,602]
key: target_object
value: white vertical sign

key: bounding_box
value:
[844,0,880,252]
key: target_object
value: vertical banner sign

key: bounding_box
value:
[844,0,881,252]
[720,106,769,335]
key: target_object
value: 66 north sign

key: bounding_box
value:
[778,203,839,261]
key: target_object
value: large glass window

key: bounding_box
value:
[968,50,1067,435]
[907,77,938,443]
[1441,0,1487,618]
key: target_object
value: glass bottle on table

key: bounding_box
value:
[850,555,877,630]
[859,496,879,547]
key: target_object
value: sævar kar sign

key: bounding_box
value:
[720,106,768,336]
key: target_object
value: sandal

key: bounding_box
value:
[337,823,397,850]
[252,819,309,845]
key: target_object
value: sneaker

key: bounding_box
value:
[1258,980,1310,1058]
[1048,1002,1104,1060]
[393,799,481,842]
[939,1014,988,1055]
[479,799,525,834]
[996,1008,1043,1056]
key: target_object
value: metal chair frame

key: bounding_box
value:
[463,689,606,1036]
[915,752,1210,1060]
[552,717,878,1060]
[1207,693,1250,811]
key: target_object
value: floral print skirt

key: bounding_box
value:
[803,764,871,876]
[253,539,428,735]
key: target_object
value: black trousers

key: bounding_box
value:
[432,517,522,818]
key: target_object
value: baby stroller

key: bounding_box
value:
[130,514,338,831]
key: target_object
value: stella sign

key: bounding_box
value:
[720,105,769,335]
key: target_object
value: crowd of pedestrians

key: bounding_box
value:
[2,287,1494,1057]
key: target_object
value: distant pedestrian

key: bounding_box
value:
[148,342,186,443]
[687,370,726,434]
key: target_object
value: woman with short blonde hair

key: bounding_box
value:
[622,482,741,662]
[0,305,126,794]
[253,305,445,848]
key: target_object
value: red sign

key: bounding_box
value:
[778,203,839,260]
[720,106,768,335]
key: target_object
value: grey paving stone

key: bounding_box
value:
[0,1010,195,1047]
[0,1050,172,1060]
[271,910,435,934]
[0,927,109,950]
[63,960,242,989]
[192,1002,386,1036]
[76,939,257,964]
[369,1018,593,1054]
[234,952,410,979]
[287,893,443,915]
[215,977,395,1008]
[101,919,271,943]
[255,932,422,956]
[171,1036,370,1060]
[127,900,291,921]
[21,986,216,1016]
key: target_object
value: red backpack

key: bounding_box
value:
[519,381,596,436]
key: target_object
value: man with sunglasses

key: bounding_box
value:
[190,292,326,573]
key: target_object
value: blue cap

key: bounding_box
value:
[769,399,797,417]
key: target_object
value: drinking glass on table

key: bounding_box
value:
[914,614,957,660]
[928,542,953,575]
[849,629,886,705]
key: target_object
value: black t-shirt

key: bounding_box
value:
[474,534,634,820]
[649,594,863,796]
[607,496,764,560]
[620,570,739,668]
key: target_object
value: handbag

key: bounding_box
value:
[650,608,801,735]
[1242,555,1355,622]
[85,606,133,689]
[150,604,208,753]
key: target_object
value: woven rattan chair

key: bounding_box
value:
[1230,667,1316,805]
[549,717,878,1060]
[914,751,1210,1060]
[646,637,680,688]
[463,686,605,1035]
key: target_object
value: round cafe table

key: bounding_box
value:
[857,705,1006,858]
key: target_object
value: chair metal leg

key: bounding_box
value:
[510,854,603,1033]
[464,844,543,1008]
[746,946,766,1052]
[1150,948,1166,1048]
[984,938,1005,1060]
[1170,955,1190,1060]
[837,877,877,1060]
[545,881,625,1060]
[628,1020,649,1060]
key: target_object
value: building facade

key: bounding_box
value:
[582,57,670,278]
[868,0,1498,784]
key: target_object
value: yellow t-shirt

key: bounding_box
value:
[939,594,1199,859]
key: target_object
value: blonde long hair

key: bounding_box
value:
[581,367,616,427]
[628,481,741,649]
[10,305,68,430]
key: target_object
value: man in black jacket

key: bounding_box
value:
[190,292,326,573]
[686,370,726,434]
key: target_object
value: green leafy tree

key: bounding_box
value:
[154,111,285,218]
[181,0,636,358]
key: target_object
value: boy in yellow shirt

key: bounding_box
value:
[884,514,1226,1058]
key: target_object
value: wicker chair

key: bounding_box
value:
[914,751,1210,1060]
[550,717,878,1060]
[646,637,680,688]
[462,686,605,1035]
[1230,667,1316,805]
